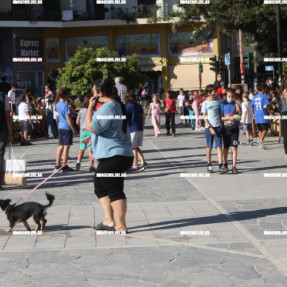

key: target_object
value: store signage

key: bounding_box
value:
[14,38,43,63]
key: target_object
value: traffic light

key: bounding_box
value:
[219,60,226,72]
[199,62,203,74]
[210,56,219,72]
[243,52,253,70]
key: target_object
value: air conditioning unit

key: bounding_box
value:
[62,10,73,21]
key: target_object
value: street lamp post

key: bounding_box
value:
[276,5,284,144]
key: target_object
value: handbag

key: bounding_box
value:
[2,145,27,186]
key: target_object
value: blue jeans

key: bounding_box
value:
[46,109,55,136]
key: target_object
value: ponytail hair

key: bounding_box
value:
[93,79,127,133]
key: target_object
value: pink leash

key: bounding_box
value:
[14,163,67,206]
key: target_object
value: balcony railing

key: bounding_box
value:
[0,4,181,22]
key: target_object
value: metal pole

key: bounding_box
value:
[228,65,231,87]
[277,5,284,144]
[239,29,245,84]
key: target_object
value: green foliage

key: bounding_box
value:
[57,47,147,97]
[170,0,287,58]
[283,63,287,75]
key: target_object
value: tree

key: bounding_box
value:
[56,47,147,97]
[167,0,287,59]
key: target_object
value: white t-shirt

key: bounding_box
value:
[45,92,54,109]
[18,102,29,121]
[177,94,185,107]
[8,90,16,102]
[241,101,253,124]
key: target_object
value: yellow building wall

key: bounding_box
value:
[43,23,219,91]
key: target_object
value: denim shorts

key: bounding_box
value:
[205,126,222,148]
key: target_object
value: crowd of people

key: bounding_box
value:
[1,73,287,232]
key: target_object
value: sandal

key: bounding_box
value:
[95,222,115,231]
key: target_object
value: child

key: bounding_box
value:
[164,90,176,136]
[146,94,161,137]
[251,84,270,149]
[126,91,147,172]
[36,98,46,137]
[192,94,202,131]
[201,85,223,173]
[18,94,32,146]
[248,88,255,101]
[75,95,95,171]
[177,88,185,124]
[241,92,253,145]
[220,89,241,174]
[55,88,76,172]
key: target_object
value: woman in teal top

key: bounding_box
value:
[86,79,133,234]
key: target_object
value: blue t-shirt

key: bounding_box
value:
[220,102,240,127]
[126,103,144,133]
[56,101,72,130]
[90,101,133,160]
[251,93,269,124]
[201,99,221,128]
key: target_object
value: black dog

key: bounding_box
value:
[0,192,55,232]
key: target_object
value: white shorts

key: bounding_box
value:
[130,131,143,148]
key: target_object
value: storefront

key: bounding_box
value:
[0,27,45,95]
[43,22,220,91]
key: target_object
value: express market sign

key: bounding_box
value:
[14,38,43,63]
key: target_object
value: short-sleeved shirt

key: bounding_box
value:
[126,103,143,133]
[77,108,88,134]
[8,90,16,102]
[177,94,185,107]
[164,98,176,113]
[56,101,72,130]
[201,99,221,128]
[45,92,54,110]
[18,102,29,121]
[220,102,240,127]
[90,101,133,160]
[251,93,270,124]
[241,101,253,124]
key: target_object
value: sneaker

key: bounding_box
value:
[54,165,61,171]
[20,142,26,146]
[172,133,176,137]
[249,140,253,146]
[139,162,148,171]
[256,140,263,146]
[259,144,266,150]
[232,167,239,174]
[127,166,139,173]
[75,162,81,171]
[207,164,213,173]
[89,165,96,172]
[26,141,33,145]
[62,165,75,172]
[219,164,228,174]
[167,132,170,136]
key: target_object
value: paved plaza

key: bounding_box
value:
[1,115,287,286]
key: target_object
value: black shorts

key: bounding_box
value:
[223,126,239,148]
[11,103,16,112]
[58,129,73,146]
[256,123,269,131]
[94,155,134,202]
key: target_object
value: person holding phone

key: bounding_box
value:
[86,79,133,233]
